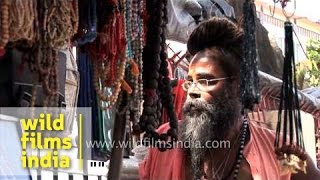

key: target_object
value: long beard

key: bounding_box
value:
[180,87,240,179]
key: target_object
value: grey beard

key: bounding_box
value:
[180,91,240,179]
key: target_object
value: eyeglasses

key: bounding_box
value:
[182,77,232,91]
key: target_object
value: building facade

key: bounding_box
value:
[255,0,320,63]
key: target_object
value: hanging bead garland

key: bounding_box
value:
[158,0,178,149]
[136,0,146,129]
[123,0,146,133]
[84,0,146,112]
[275,21,307,175]
[240,0,260,112]
[86,3,127,110]
[21,0,78,107]
[137,0,178,151]
[0,0,10,56]
[137,0,163,139]
[1,0,78,51]
[8,0,38,45]
[42,0,79,49]
[26,46,60,107]
[29,0,78,107]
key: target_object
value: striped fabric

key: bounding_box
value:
[257,71,320,123]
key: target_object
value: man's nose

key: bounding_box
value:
[187,87,201,99]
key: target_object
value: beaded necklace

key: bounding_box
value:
[229,119,249,180]
[203,119,249,180]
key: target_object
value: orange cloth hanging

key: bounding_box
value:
[161,79,187,124]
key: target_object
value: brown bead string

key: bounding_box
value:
[49,50,59,106]
[0,0,69,107]
[48,64,56,107]
[28,47,59,107]
[30,78,37,118]
[8,0,37,44]
[43,0,78,49]
[92,53,127,110]
[23,44,57,107]
[71,0,79,36]
[30,71,38,108]
[0,0,10,56]
[26,0,77,107]
[37,48,56,96]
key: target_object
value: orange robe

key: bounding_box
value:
[139,120,292,180]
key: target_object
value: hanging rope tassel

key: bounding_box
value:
[241,0,260,112]
[275,21,307,175]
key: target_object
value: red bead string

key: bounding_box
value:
[86,4,128,109]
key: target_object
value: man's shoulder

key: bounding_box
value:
[248,121,278,145]
[249,121,276,136]
[156,120,184,134]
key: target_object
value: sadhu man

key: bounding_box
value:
[139,17,320,180]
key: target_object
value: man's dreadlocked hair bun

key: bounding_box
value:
[187,17,243,58]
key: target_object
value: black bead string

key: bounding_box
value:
[232,119,248,180]
[158,0,178,150]
[137,0,163,142]
[212,119,248,180]
[240,0,260,112]
[275,21,306,164]
[137,0,178,151]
